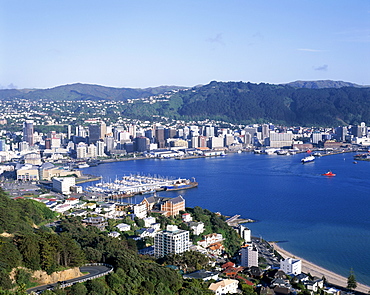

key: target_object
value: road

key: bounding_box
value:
[27,265,112,294]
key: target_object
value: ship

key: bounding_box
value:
[161,178,198,191]
[322,171,336,177]
[301,155,315,163]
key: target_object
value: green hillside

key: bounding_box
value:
[0,83,186,101]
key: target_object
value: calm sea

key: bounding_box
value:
[81,152,370,286]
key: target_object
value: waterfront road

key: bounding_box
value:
[27,265,113,294]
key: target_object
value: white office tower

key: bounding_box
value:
[280,258,302,275]
[76,143,87,159]
[154,225,190,258]
[239,225,251,243]
[87,143,97,158]
[96,140,105,156]
[240,244,258,267]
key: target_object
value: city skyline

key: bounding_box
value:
[1,1,369,90]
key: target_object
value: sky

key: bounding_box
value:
[1,0,369,89]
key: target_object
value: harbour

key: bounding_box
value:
[80,151,370,286]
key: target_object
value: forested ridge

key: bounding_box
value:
[2,81,370,126]
[172,81,370,126]
[0,189,244,294]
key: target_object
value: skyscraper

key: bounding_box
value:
[23,120,34,146]
[89,121,106,143]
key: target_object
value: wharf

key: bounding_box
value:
[226,214,256,226]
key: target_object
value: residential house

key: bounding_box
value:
[188,221,204,236]
[82,216,108,230]
[198,233,223,248]
[108,231,120,238]
[116,223,131,232]
[183,270,219,281]
[208,279,239,295]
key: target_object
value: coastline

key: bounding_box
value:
[271,242,370,294]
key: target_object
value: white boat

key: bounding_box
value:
[78,163,90,168]
[301,155,315,163]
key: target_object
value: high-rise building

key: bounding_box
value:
[154,225,190,258]
[23,120,34,146]
[240,244,258,267]
[155,126,165,148]
[87,143,97,158]
[165,127,177,140]
[76,143,87,159]
[96,140,105,157]
[135,136,149,152]
[104,136,115,152]
[0,139,7,151]
[89,122,106,143]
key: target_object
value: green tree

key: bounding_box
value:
[70,283,88,295]
[347,268,357,290]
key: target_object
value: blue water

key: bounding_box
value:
[81,153,370,286]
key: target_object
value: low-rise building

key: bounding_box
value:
[280,257,302,275]
[82,216,108,230]
[188,221,205,236]
[116,223,131,232]
[208,279,239,295]
[52,177,76,195]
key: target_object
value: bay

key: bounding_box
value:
[81,152,370,286]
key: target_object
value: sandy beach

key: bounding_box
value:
[271,243,370,294]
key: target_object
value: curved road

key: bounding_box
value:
[27,265,113,294]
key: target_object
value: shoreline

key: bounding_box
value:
[271,242,370,294]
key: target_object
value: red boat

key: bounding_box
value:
[322,171,336,177]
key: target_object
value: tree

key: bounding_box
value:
[347,268,357,290]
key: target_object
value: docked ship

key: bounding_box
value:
[161,178,198,191]
[301,155,315,163]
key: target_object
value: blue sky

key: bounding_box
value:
[1,0,369,89]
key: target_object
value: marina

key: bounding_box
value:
[86,173,198,197]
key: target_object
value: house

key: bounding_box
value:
[133,203,147,219]
[136,227,156,238]
[207,242,225,256]
[280,257,302,275]
[183,270,219,281]
[208,279,239,294]
[84,202,97,210]
[323,287,341,295]
[53,203,72,213]
[304,278,324,293]
[82,216,107,230]
[108,231,120,238]
[188,221,204,235]
[138,246,155,256]
[198,233,223,248]
[143,216,156,227]
[182,213,192,222]
[116,223,131,232]
[65,197,79,206]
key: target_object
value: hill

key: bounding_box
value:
[0,83,186,101]
[170,81,370,126]
[2,81,370,126]
[285,80,366,89]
